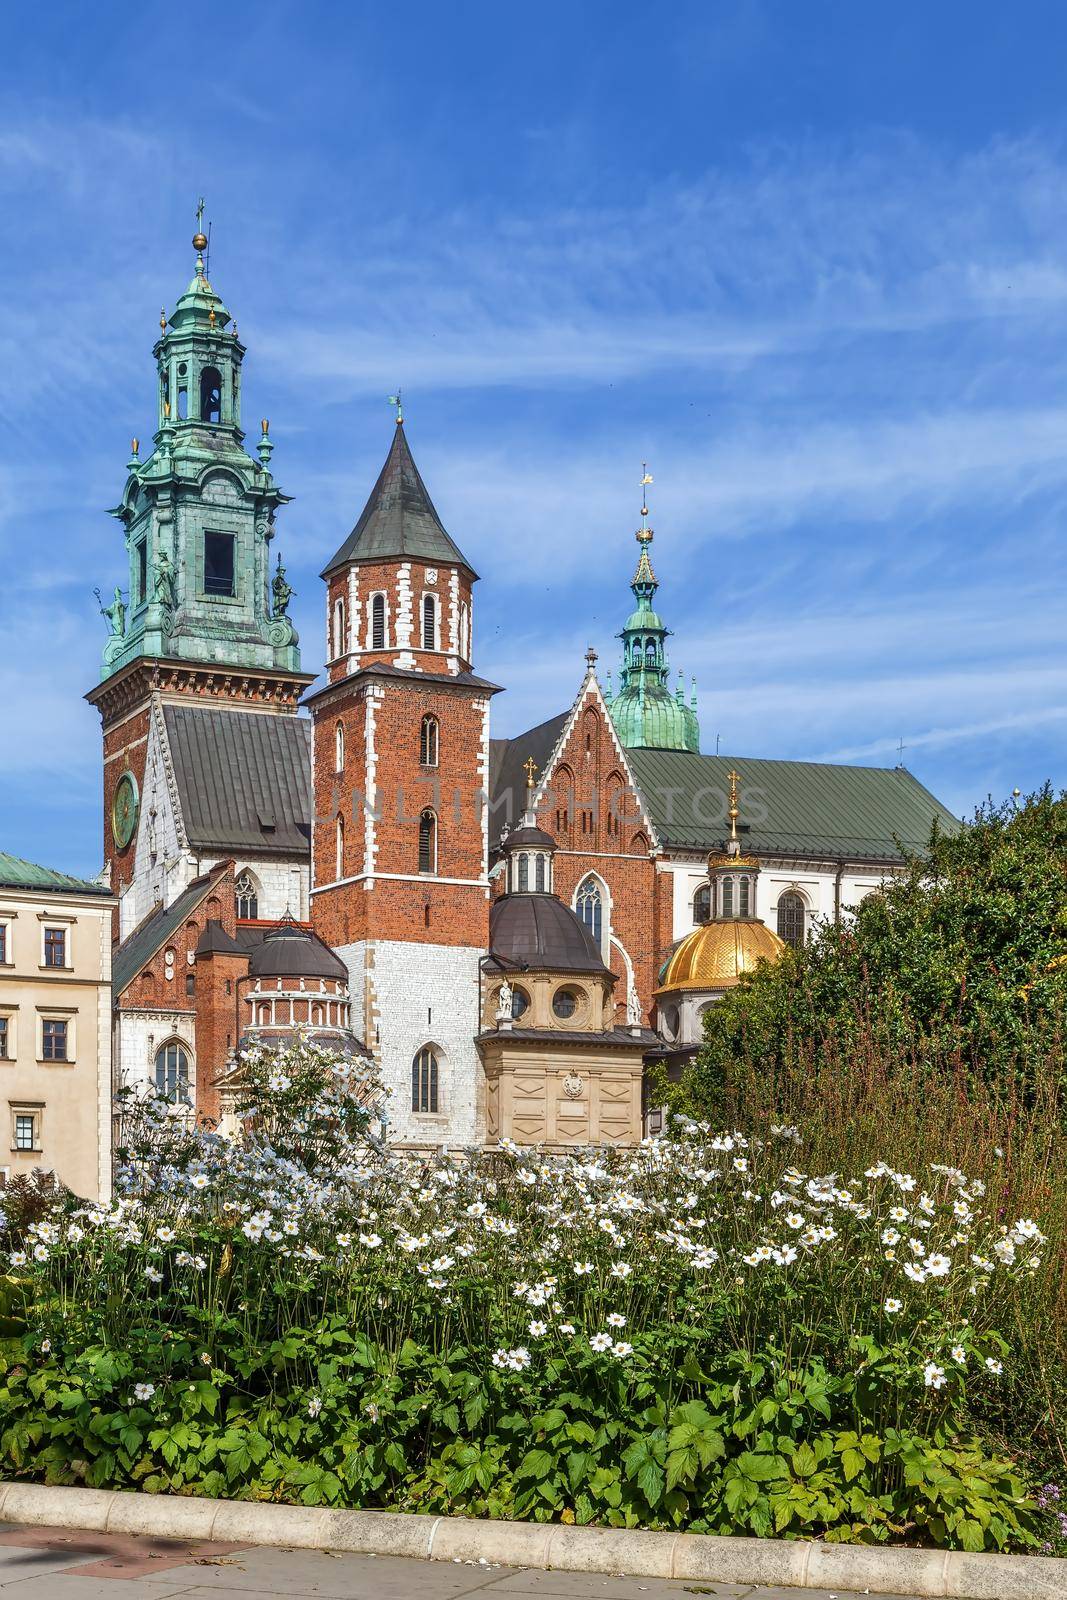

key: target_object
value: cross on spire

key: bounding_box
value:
[727,768,741,839]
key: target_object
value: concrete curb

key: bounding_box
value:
[0,1482,1064,1598]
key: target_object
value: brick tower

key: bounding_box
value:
[308,416,498,1144]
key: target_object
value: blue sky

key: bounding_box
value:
[3,0,1067,875]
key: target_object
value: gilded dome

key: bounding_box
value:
[655,918,785,994]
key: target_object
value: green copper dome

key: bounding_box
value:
[605,501,700,754]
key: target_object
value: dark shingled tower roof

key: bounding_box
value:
[322,422,476,578]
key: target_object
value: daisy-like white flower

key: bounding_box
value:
[157,1226,176,1242]
[985,1357,1004,1375]
[951,1345,967,1363]
[558,1323,576,1335]
[923,1362,947,1389]
[360,1232,382,1249]
[733,1157,749,1173]
[307,1397,322,1418]
[888,1205,908,1223]
[8,1251,26,1268]
[609,1261,632,1280]
[506,1347,531,1371]
[144,1265,163,1284]
[573,1261,594,1276]
[491,1349,509,1369]
[528,1320,548,1337]
[785,1212,805,1230]
[40,1338,52,1354]
[884,1297,902,1314]
[32,1244,49,1263]
[903,1262,926,1284]
[611,1341,634,1358]
[606,1312,627,1328]
[589,1332,614,1353]
[925,1253,951,1278]
[133,1382,156,1402]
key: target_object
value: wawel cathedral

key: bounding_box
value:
[91,231,956,1147]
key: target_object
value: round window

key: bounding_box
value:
[178,362,188,376]
[510,987,529,1020]
[552,987,579,1021]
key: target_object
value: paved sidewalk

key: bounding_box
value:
[0,1524,928,1600]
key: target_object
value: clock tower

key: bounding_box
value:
[87,221,314,929]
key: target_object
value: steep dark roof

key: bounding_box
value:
[626,750,959,862]
[195,920,246,957]
[503,824,557,851]
[249,922,348,981]
[305,661,501,708]
[0,852,111,896]
[164,705,312,856]
[322,423,475,577]
[490,893,612,976]
[489,711,569,847]
[113,869,227,996]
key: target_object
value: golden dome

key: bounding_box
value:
[655,918,785,994]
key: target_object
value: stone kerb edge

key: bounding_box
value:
[0,1484,1065,1597]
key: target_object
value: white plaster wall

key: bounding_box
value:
[665,857,895,943]
[335,938,483,1146]
[116,1009,196,1098]
[230,858,308,921]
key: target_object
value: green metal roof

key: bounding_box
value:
[626,750,959,862]
[322,422,476,577]
[0,852,112,896]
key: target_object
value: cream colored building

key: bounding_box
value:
[0,854,115,1200]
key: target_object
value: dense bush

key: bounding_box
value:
[0,1043,1050,1550]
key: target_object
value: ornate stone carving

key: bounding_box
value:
[562,1073,585,1099]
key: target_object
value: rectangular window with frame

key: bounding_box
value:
[14,1113,37,1152]
[0,1018,8,1060]
[136,540,147,605]
[204,531,236,597]
[43,927,66,968]
[0,923,7,963]
[41,1019,68,1062]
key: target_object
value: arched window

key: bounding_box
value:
[739,875,751,916]
[693,884,711,925]
[199,366,222,424]
[535,854,546,891]
[645,643,657,667]
[418,809,437,874]
[371,593,386,650]
[411,1046,439,1113]
[777,891,806,948]
[459,601,470,659]
[420,714,439,767]
[235,871,259,920]
[335,720,345,772]
[333,596,346,659]
[517,853,529,891]
[154,1041,190,1103]
[721,875,734,917]
[631,641,642,665]
[576,876,603,947]
[335,814,345,879]
[422,594,437,651]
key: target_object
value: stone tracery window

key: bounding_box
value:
[418,809,438,875]
[235,871,259,920]
[411,1046,439,1114]
[420,714,439,767]
[155,1040,191,1103]
[576,876,603,947]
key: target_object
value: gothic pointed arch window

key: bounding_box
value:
[411,1046,440,1114]
[335,720,345,772]
[333,596,346,660]
[418,809,437,875]
[370,593,386,650]
[199,366,222,424]
[420,714,439,767]
[575,875,604,949]
[422,593,437,651]
[335,814,345,880]
[235,870,259,921]
[777,890,806,948]
[154,1040,191,1103]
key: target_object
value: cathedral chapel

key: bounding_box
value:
[91,229,957,1146]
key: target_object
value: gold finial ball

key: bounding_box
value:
[192,231,208,252]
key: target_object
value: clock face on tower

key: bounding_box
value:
[111,771,139,850]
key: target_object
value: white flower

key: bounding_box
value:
[985,1357,1004,1375]
[606,1312,627,1328]
[923,1362,947,1389]
[491,1349,509,1369]
[506,1347,531,1371]
[157,1226,176,1242]
[589,1332,614,1353]
[951,1345,967,1364]
[785,1212,805,1230]
[733,1157,749,1172]
[8,1251,26,1268]
[133,1382,156,1402]
[903,1263,926,1283]
[528,1320,548,1337]
[40,1338,51,1354]
[884,1297,902,1314]
[307,1397,322,1418]
[611,1341,634,1358]
[573,1261,594,1276]
[559,1323,576,1335]
[881,1228,901,1246]
[609,1261,632,1280]
[144,1266,163,1284]
[925,1254,951,1279]
[359,1233,382,1249]
[32,1244,50,1263]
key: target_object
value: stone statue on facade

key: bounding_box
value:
[496,978,513,1021]
[272,557,294,618]
[154,549,177,609]
[94,585,127,638]
[626,984,642,1027]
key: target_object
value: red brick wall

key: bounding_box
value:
[326,561,474,682]
[534,686,665,1021]
[193,949,248,1124]
[101,706,151,917]
[311,675,491,952]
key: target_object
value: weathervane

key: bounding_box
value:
[388,389,404,424]
[637,463,654,544]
